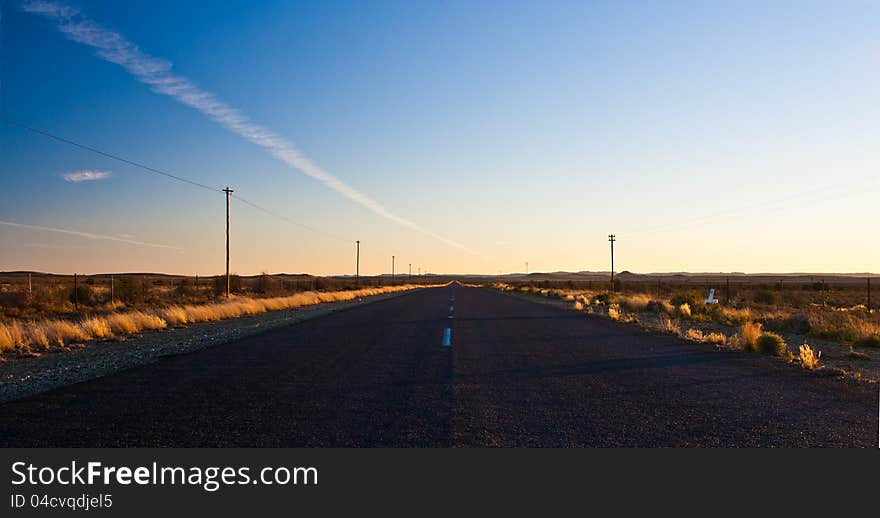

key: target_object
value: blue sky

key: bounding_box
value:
[1,0,878,275]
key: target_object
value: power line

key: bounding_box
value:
[3,119,348,242]
[3,119,221,193]
[231,194,347,242]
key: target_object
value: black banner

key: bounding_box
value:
[2,449,877,516]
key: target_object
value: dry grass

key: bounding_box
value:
[798,343,822,370]
[607,304,620,321]
[0,285,423,354]
[573,301,584,311]
[683,328,727,346]
[678,303,691,318]
[619,293,652,312]
[0,324,13,353]
[659,315,681,335]
[716,306,752,326]
[738,322,763,352]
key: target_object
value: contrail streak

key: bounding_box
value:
[0,220,183,250]
[22,0,477,254]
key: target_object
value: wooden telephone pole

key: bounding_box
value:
[392,255,395,282]
[223,187,234,298]
[356,240,360,284]
[608,234,616,292]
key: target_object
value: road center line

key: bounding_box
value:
[442,327,452,347]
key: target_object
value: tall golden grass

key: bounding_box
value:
[737,322,763,352]
[0,285,423,354]
[798,343,822,370]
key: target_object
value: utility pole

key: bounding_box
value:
[608,234,616,292]
[418,267,421,276]
[223,186,234,299]
[355,240,360,284]
[392,255,395,282]
[110,275,114,304]
[73,273,78,311]
[868,277,872,311]
[409,263,412,278]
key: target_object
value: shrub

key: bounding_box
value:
[594,293,610,305]
[175,277,199,297]
[678,303,692,318]
[620,293,651,312]
[69,283,94,306]
[704,332,727,345]
[670,291,701,308]
[573,301,584,311]
[213,275,242,297]
[607,304,620,321]
[659,315,680,335]
[684,328,704,341]
[764,313,811,335]
[116,276,148,304]
[715,306,752,326]
[256,273,278,295]
[756,332,787,356]
[645,300,674,314]
[753,289,778,305]
[798,343,821,370]
[683,328,727,346]
[0,324,14,352]
[738,322,763,352]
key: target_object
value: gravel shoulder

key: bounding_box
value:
[495,288,879,384]
[0,290,419,403]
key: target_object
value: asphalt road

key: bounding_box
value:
[0,284,876,447]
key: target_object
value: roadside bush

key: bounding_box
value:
[670,291,701,309]
[607,304,620,321]
[659,315,680,335]
[738,322,763,352]
[677,303,692,318]
[753,289,778,305]
[715,306,752,326]
[175,277,199,298]
[764,313,811,335]
[69,283,94,306]
[0,291,29,309]
[619,293,651,312]
[756,332,787,356]
[116,277,148,304]
[645,300,673,314]
[256,273,278,295]
[798,343,821,370]
[212,275,242,297]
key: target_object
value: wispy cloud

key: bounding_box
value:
[62,169,111,182]
[22,0,478,255]
[0,219,183,250]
